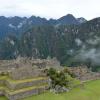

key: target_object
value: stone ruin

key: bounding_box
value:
[1,57,99,100]
[68,66,100,81]
[0,57,61,100]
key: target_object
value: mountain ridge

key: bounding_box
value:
[0,14,87,39]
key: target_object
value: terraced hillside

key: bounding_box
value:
[0,74,49,100]
[0,59,51,100]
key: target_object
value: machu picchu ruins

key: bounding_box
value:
[0,57,100,100]
[0,58,61,100]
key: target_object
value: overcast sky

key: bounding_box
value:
[0,0,100,20]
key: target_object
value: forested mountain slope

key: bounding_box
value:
[0,17,100,71]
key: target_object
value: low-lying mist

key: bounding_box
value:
[75,48,100,66]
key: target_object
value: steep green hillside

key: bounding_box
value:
[0,18,100,70]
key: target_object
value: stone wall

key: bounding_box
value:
[6,86,48,100]
[68,66,100,81]
[0,80,5,85]
[5,78,48,90]
[0,58,61,73]
[0,58,61,100]
[0,76,49,100]
[0,89,4,96]
[9,68,46,80]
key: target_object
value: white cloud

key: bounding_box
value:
[0,0,100,20]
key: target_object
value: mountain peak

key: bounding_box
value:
[58,14,79,25]
[60,14,76,19]
[65,14,75,17]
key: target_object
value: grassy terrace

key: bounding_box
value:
[10,85,48,95]
[7,77,48,84]
[0,75,48,96]
[0,75,48,84]
[1,84,48,95]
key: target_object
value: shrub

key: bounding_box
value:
[63,68,76,78]
[47,68,72,88]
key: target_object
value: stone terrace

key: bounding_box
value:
[0,58,53,100]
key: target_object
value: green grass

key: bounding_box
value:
[7,77,48,84]
[23,79,100,100]
[1,80,100,100]
[0,96,7,100]
[0,74,48,84]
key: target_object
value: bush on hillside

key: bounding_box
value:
[47,68,80,93]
